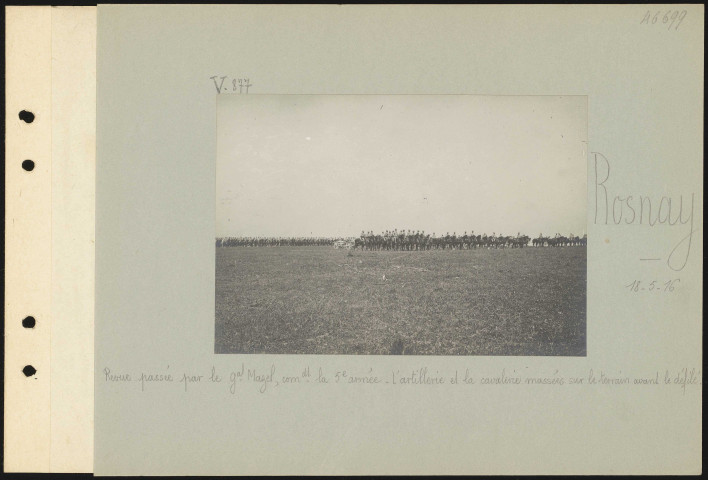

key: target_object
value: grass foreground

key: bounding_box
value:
[215,246,586,356]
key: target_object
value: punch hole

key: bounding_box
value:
[23,365,37,377]
[22,316,36,328]
[22,160,35,172]
[19,110,35,123]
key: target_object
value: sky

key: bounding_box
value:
[216,95,587,238]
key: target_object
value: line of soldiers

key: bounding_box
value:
[532,233,587,247]
[216,236,335,247]
[216,231,587,249]
[353,230,533,250]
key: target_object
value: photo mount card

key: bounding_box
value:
[3,3,702,476]
[94,5,702,475]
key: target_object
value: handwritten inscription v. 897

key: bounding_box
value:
[210,75,252,94]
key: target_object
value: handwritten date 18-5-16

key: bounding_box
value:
[625,279,680,293]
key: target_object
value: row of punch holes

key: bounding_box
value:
[20,110,38,378]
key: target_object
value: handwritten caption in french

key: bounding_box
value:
[103,365,701,395]
[593,152,696,272]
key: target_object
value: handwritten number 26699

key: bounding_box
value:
[640,10,687,30]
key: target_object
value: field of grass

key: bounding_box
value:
[215,246,586,356]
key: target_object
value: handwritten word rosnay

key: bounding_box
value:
[593,152,696,271]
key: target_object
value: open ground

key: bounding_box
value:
[215,246,586,356]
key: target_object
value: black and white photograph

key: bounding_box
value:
[216,94,587,356]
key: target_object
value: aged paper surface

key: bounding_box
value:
[4,6,95,473]
[49,7,96,473]
[5,6,52,472]
[5,3,703,475]
[94,5,702,475]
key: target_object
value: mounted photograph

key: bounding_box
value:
[215,94,587,356]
